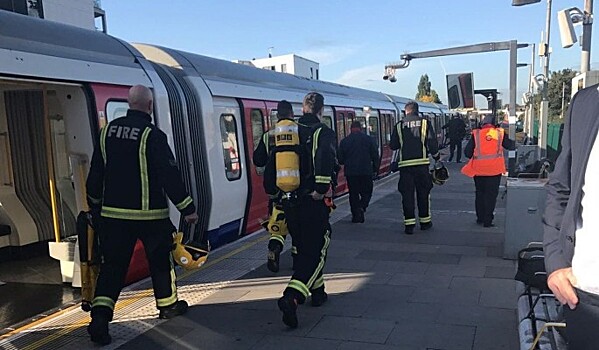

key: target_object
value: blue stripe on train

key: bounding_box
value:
[206,219,242,249]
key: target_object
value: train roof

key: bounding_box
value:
[0,10,140,68]
[134,44,397,109]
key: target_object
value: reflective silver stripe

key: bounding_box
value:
[100,126,108,163]
[421,119,427,159]
[175,196,193,211]
[276,170,300,178]
[275,124,298,133]
[397,124,403,163]
[398,158,430,167]
[87,194,102,204]
[315,175,331,183]
[263,132,270,154]
[101,206,169,220]
[139,128,151,211]
[312,127,322,170]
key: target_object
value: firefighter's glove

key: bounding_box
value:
[310,191,325,201]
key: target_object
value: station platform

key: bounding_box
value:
[0,159,520,350]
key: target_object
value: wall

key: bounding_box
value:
[42,0,95,30]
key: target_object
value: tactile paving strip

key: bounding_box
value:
[0,174,398,350]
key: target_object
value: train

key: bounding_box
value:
[0,11,449,283]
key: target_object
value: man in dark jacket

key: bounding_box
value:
[86,85,197,345]
[442,113,466,162]
[390,101,440,234]
[543,84,599,349]
[338,121,380,223]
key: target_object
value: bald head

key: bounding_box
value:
[128,85,153,114]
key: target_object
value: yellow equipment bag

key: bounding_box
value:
[76,211,99,312]
[172,232,210,270]
[274,119,300,193]
[267,204,288,236]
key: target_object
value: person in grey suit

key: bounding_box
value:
[543,83,599,350]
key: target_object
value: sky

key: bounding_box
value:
[101,0,597,108]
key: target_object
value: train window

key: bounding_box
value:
[336,113,345,144]
[105,100,128,123]
[386,115,393,142]
[368,117,380,148]
[219,114,241,181]
[269,109,278,129]
[322,115,333,129]
[250,109,264,150]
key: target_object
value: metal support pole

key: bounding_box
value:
[527,44,536,140]
[539,0,552,159]
[509,40,518,176]
[581,0,593,73]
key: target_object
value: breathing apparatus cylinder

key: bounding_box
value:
[274,119,300,193]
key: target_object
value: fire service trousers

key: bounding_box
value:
[398,165,433,227]
[91,218,178,320]
[282,197,331,303]
[346,175,374,216]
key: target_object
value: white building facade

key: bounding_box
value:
[240,54,320,80]
[0,0,106,32]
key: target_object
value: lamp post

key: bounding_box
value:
[512,0,551,158]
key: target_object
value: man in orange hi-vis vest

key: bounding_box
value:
[461,115,515,227]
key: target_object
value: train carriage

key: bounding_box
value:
[0,11,447,287]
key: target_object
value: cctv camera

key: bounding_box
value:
[558,9,577,48]
[383,75,389,80]
[389,76,397,83]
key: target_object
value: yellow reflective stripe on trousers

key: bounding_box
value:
[288,279,310,298]
[398,158,430,167]
[156,255,178,307]
[92,296,115,310]
[269,234,285,245]
[307,228,331,289]
[313,275,324,289]
[176,196,193,211]
[139,128,151,211]
[404,218,416,225]
[101,206,169,220]
[100,125,108,163]
[312,127,322,170]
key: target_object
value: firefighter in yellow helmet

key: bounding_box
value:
[85,85,197,345]
[253,100,297,273]
[264,92,336,328]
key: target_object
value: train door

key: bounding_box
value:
[332,107,348,194]
[240,99,269,236]
[378,111,394,174]
[0,81,94,251]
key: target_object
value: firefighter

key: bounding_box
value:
[390,101,440,235]
[86,85,198,345]
[462,115,515,227]
[264,92,336,328]
[253,100,297,273]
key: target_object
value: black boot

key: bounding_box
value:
[267,245,281,273]
[88,310,112,346]
[310,288,328,307]
[277,295,298,328]
[158,300,189,319]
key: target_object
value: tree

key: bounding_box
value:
[415,74,442,104]
[547,68,577,122]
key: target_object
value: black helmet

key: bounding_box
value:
[431,162,449,185]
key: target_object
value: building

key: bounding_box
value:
[236,54,320,80]
[0,0,106,33]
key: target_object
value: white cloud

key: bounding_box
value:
[335,64,384,88]
[298,45,360,66]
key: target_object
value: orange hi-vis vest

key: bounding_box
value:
[461,127,506,177]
